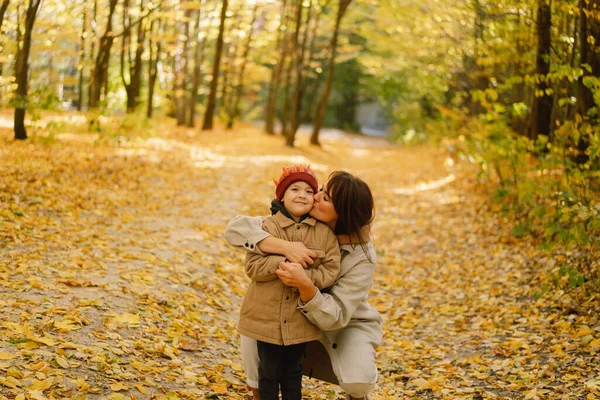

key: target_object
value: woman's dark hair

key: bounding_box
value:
[326,171,375,244]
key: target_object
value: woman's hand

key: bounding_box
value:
[282,242,316,268]
[276,261,317,303]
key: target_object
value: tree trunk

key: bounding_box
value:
[202,0,228,131]
[120,0,133,109]
[188,0,208,128]
[265,0,289,135]
[297,4,325,130]
[88,0,97,106]
[121,0,146,113]
[147,18,162,119]
[226,3,259,129]
[219,10,238,117]
[180,9,192,125]
[577,0,596,117]
[289,0,312,137]
[0,0,9,31]
[310,0,352,146]
[575,0,600,163]
[0,0,9,93]
[129,0,146,112]
[77,0,88,110]
[566,12,579,121]
[13,0,42,140]
[89,0,118,109]
[172,8,184,123]
[530,0,553,141]
[282,0,302,143]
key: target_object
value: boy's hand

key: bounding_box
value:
[276,261,310,286]
[283,242,316,268]
[277,261,317,303]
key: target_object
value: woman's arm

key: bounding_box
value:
[224,216,270,253]
[302,258,375,331]
[278,246,377,331]
[225,215,317,266]
[276,262,318,302]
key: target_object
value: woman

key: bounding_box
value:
[225,171,383,400]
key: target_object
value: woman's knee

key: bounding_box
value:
[333,344,378,384]
[339,380,376,398]
[334,354,378,398]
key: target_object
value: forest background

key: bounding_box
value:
[0,0,599,398]
[1,0,597,296]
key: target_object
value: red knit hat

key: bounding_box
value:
[273,165,319,201]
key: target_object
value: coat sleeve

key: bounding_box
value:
[298,256,375,331]
[244,219,286,282]
[224,215,270,254]
[304,229,340,289]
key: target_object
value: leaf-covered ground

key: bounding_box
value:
[1,112,599,400]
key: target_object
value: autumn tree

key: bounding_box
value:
[147,16,162,118]
[0,0,10,35]
[575,0,600,162]
[202,0,228,131]
[310,0,352,146]
[14,0,42,140]
[120,0,148,112]
[288,0,312,137]
[77,0,88,110]
[188,0,210,128]
[0,0,10,85]
[89,0,118,109]
[224,3,259,129]
[174,6,192,125]
[530,0,553,141]
[265,0,290,135]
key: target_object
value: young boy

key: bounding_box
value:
[237,165,341,400]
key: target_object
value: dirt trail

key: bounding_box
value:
[1,119,598,399]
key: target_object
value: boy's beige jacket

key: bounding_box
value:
[237,212,340,346]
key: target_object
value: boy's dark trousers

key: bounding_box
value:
[257,340,308,400]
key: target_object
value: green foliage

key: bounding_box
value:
[328,59,362,131]
[28,85,63,111]
[431,106,599,292]
[555,265,585,288]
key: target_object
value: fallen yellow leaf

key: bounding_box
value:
[55,355,70,369]
[209,384,228,394]
[27,390,48,400]
[27,379,53,391]
[411,378,430,390]
[113,312,141,325]
[110,381,126,391]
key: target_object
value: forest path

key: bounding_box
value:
[1,116,598,399]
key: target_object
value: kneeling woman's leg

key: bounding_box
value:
[240,335,260,390]
[323,326,380,398]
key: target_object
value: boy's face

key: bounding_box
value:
[282,181,315,218]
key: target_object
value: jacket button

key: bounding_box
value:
[286,296,289,300]
[284,320,287,324]
[332,343,337,349]
[296,225,300,230]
